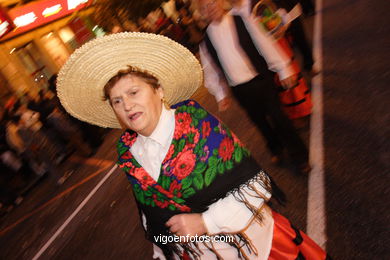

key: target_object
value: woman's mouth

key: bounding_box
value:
[128,112,142,121]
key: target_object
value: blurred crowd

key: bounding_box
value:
[113,0,207,54]
[112,0,315,65]
[0,75,106,214]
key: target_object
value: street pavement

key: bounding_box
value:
[0,0,389,259]
[321,0,389,259]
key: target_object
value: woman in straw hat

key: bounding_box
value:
[57,32,328,259]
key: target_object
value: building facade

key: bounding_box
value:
[0,0,104,105]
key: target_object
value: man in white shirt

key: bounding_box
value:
[197,0,310,173]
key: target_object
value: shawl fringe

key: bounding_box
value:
[165,171,282,259]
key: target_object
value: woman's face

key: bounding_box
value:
[109,75,164,136]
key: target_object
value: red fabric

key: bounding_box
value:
[182,251,191,260]
[269,211,327,260]
[275,38,312,119]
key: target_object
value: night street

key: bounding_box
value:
[0,0,389,259]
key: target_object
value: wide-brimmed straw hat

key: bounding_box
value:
[56,32,203,128]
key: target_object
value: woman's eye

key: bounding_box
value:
[112,99,121,105]
[130,91,137,96]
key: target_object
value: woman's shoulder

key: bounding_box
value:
[171,100,210,119]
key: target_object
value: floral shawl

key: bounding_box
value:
[117,100,283,258]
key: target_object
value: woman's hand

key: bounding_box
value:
[166,213,207,236]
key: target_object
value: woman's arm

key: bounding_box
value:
[166,175,271,235]
[198,42,230,103]
[202,180,271,234]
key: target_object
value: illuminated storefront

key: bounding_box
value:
[0,0,104,104]
[0,5,13,38]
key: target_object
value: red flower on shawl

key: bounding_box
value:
[218,137,234,161]
[169,180,182,197]
[153,194,169,208]
[201,121,211,139]
[174,112,192,139]
[163,144,175,163]
[171,148,196,180]
[121,132,136,146]
[232,132,243,147]
[133,168,154,190]
[155,185,174,199]
[187,126,200,147]
[119,161,134,169]
[122,151,133,160]
[155,199,169,208]
[174,202,191,212]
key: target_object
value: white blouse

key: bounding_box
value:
[131,105,274,259]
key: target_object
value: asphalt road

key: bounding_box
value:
[320,0,389,258]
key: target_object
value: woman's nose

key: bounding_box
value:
[123,97,133,111]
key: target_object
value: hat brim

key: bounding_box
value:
[57,32,203,129]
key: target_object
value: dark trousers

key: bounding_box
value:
[288,19,314,71]
[231,74,308,164]
[298,0,315,15]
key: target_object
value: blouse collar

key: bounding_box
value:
[138,104,175,148]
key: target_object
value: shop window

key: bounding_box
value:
[83,15,105,37]
[41,32,70,69]
[0,72,12,106]
[59,18,105,52]
[58,26,79,51]
[13,42,51,89]
[67,16,95,46]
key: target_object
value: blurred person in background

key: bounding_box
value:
[49,74,105,155]
[5,115,25,157]
[175,0,205,53]
[155,7,172,34]
[4,98,52,182]
[5,115,48,181]
[25,91,70,154]
[15,104,66,180]
[154,7,185,43]
[133,3,204,55]
[3,94,21,121]
[252,0,313,126]
[196,0,310,172]
[19,101,67,163]
[56,32,328,260]
[271,0,315,72]
[0,112,22,212]
[46,106,92,157]
[1,117,35,212]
